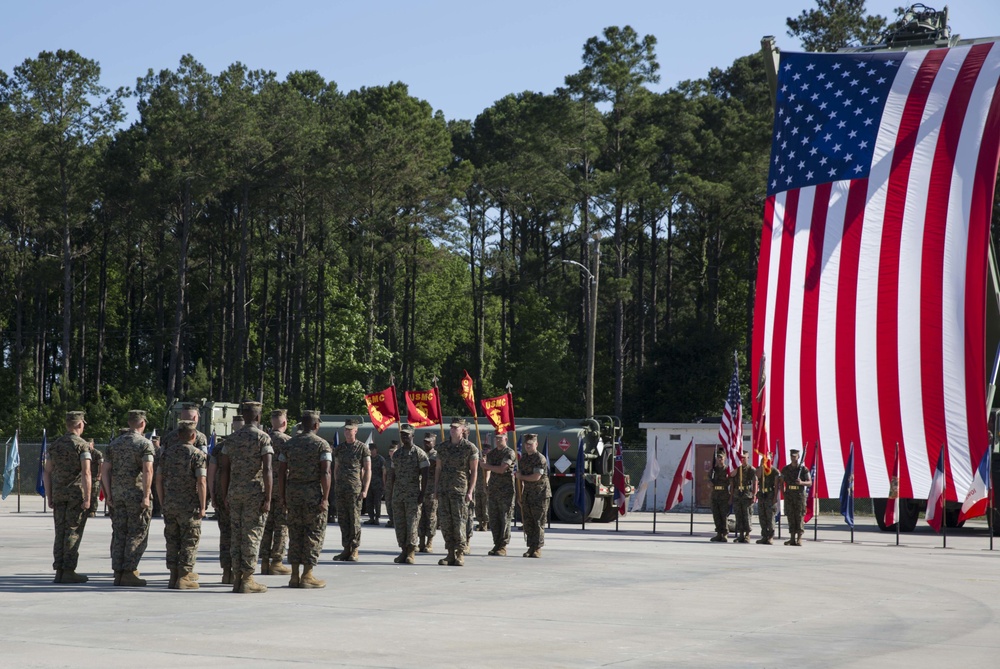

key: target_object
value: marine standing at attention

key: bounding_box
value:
[156,420,207,590]
[433,421,479,566]
[102,409,155,587]
[331,419,371,562]
[514,433,551,558]
[43,411,93,584]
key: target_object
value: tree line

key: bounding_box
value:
[2,3,996,439]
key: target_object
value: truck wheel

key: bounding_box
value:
[873,498,891,531]
[945,506,965,528]
[598,498,619,522]
[552,483,592,523]
[899,498,921,532]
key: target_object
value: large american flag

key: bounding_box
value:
[752,44,1000,501]
[718,355,743,475]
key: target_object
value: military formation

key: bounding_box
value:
[706,446,811,546]
[43,404,811,596]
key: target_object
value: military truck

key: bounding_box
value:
[314,414,632,523]
[163,400,242,439]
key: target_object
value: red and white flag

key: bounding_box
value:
[959,447,991,522]
[884,444,900,527]
[752,46,1000,501]
[718,354,743,475]
[803,441,821,524]
[665,439,694,512]
[925,447,948,532]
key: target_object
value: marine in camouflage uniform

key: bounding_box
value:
[207,416,241,585]
[332,419,371,562]
[730,452,757,543]
[781,449,810,546]
[515,434,550,558]
[43,411,93,584]
[88,447,104,517]
[219,402,274,594]
[709,451,731,542]
[279,410,332,588]
[365,445,386,525]
[155,420,207,590]
[481,432,516,555]
[102,410,155,587]
[418,435,439,552]
[389,425,430,564]
[260,409,291,576]
[433,421,479,566]
[756,457,781,545]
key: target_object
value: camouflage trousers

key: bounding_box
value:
[384,487,394,524]
[418,496,438,545]
[758,493,777,539]
[286,485,327,567]
[734,497,753,534]
[52,501,88,571]
[228,493,266,574]
[786,494,806,535]
[711,495,730,535]
[366,483,384,522]
[217,502,231,568]
[90,485,101,515]
[475,485,488,528]
[391,494,421,548]
[335,487,362,550]
[163,513,202,572]
[522,497,549,550]
[437,493,469,552]
[259,493,287,564]
[487,491,515,548]
[110,499,151,571]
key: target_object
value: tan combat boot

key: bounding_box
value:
[531,548,542,558]
[331,549,349,561]
[231,571,243,593]
[240,571,268,594]
[438,549,454,566]
[269,560,291,575]
[53,570,63,584]
[289,564,300,588]
[425,538,434,552]
[119,570,147,587]
[345,549,359,562]
[405,545,416,564]
[453,549,465,567]
[393,548,408,564]
[418,540,426,553]
[177,572,200,590]
[300,567,326,589]
[168,568,179,589]
[113,570,123,585]
[62,570,89,583]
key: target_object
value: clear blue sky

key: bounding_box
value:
[3,1,998,122]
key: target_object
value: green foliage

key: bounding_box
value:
[786,0,889,51]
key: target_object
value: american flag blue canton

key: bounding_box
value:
[768,51,905,196]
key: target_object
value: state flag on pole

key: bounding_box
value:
[2,432,19,500]
[481,393,515,435]
[840,442,855,527]
[885,444,900,527]
[958,447,991,522]
[35,428,47,496]
[460,370,478,417]
[753,355,769,466]
[665,438,694,512]
[719,353,743,475]
[404,388,443,429]
[804,442,821,524]
[925,447,948,532]
[751,46,1000,502]
[613,440,628,516]
[365,385,400,433]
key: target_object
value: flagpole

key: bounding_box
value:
[942,443,948,550]
[16,430,21,513]
[989,445,994,552]
[432,376,445,444]
[689,461,694,537]
[894,443,900,547]
[652,469,657,534]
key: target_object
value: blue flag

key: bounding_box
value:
[840,443,855,527]
[2,433,20,500]
[208,430,218,458]
[35,429,47,496]
[573,437,587,517]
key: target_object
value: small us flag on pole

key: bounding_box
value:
[719,352,743,475]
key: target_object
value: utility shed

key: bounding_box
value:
[637,422,752,511]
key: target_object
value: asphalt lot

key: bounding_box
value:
[1,502,999,668]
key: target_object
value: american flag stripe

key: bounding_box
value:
[754,44,1000,500]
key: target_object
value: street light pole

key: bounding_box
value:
[562,234,601,418]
